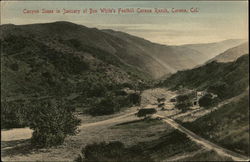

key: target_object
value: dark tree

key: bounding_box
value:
[198,94,213,108]
[28,100,81,148]
[175,94,192,112]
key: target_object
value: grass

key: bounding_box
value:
[183,94,249,156]
[113,118,162,129]
[159,54,249,100]
[75,129,202,162]
[182,150,233,161]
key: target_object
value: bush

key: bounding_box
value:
[75,141,152,162]
[175,94,193,112]
[198,94,214,108]
[29,100,81,148]
[1,101,29,129]
[88,92,140,116]
[88,97,116,116]
[207,81,229,99]
[128,93,141,105]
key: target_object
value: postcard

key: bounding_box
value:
[1,1,249,161]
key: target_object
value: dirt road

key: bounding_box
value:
[1,110,137,142]
[155,114,250,161]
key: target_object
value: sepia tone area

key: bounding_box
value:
[1,1,249,162]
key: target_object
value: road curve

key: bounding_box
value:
[1,111,137,142]
[155,114,250,161]
[78,111,136,129]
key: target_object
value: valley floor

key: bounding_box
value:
[1,88,249,161]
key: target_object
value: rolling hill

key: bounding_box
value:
[2,21,239,100]
[207,42,249,63]
[1,21,247,126]
[183,91,249,156]
[159,54,249,99]
[182,39,246,64]
[1,21,227,80]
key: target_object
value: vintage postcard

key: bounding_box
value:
[1,0,249,161]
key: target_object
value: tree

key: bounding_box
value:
[129,93,141,105]
[207,81,229,99]
[198,94,213,108]
[28,100,81,148]
[175,94,192,112]
[136,108,157,119]
[88,97,116,116]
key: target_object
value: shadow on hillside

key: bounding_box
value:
[115,119,142,126]
[115,118,159,127]
[1,139,44,157]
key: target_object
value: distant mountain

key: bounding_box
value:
[1,21,208,80]
[159,54,249,99]
[182,39,246,63]
[1,21,247,100]
[207,42,249,63]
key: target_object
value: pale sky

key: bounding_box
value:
[1,1,248,45]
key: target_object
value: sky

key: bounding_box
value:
[1,1,248,45]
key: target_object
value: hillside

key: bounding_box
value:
[1,21,222,80]
[183,91,249,156]
[207,42,249,63]
[183,39,246,63]
[159,54,249,99]
[1,22,156,127]
[1,21,248,128]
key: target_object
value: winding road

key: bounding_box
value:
[2,89,249,161]
[155,114,250,161]
[1,111,138,142]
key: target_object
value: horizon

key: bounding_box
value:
[1,20,248,46]
[1,1,248,45]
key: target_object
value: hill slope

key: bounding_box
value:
[159,54,249,99]
[183,39,246,63]
[183,91,249,156]
[207,42,249,63]
[1,21,215,80]
[1,22,153,100]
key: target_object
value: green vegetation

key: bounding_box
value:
[159,55,249,100]
[1,101,30,129]
[136,108,157,119]
[1,23,153,130]
[1,99,81,147]
[183,94,249,156]
[198,93,218,108]
[175,93,193,112]
[75,130,200,162]
[29,100,81,148]
[182,150,233,161]
[113,118,162,129]
[74,141,153,162]
[87,92,141,116]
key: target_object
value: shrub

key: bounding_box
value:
[88,92,140,116]
[28,100,81,148]
[128,93,141,105]
[207,81,229,99]
[1,101,29,129]
[175,94,193,112]
[74,141,152,162]
[88,97,116,116]
[198,94,214,108]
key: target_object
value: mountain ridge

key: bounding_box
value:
[207,42,249,63]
